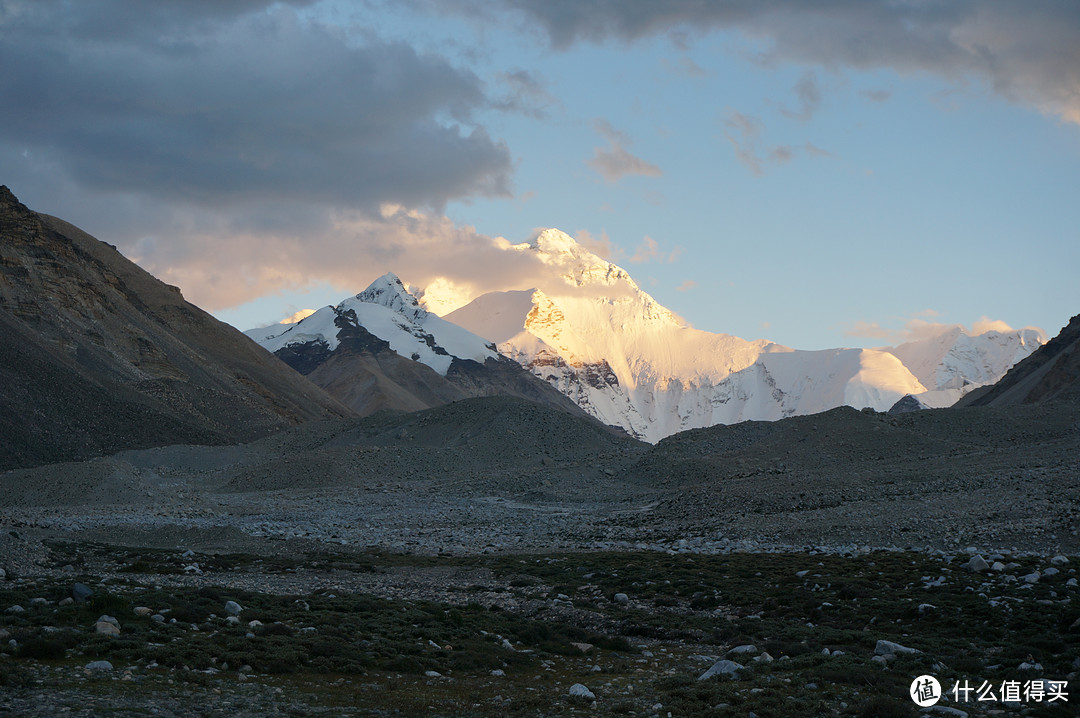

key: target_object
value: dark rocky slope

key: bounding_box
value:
[0,186,351,470]
[957,312,1080,407]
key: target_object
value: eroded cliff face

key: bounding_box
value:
[0,186,350,470]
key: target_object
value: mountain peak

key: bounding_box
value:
[525,228,636,290]
[356,272,427,322]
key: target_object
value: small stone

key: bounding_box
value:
[1022,572,1041,584]
[59,597,74,607]
[134,607,152,617]
[753,652,774,663]
[1051,555,1070,566]
[727,644,758,655]
[1043,567,1060,577]
[224,601,243,616]
[97,615,120,628]
[871,655,889,666]
[84,660,114,671]
[795,570,810,578]
[698,659,744,681]
[821,648,831,656]
[990,562,1006,572]
[963,555,989,573]
[613,593,629,605]
[151,614,165,623]
[572,642,594,653]
[181,549,195,558]
[918,603,936,614]
[0,568,6,580]
[72,583,93,603]
[248,620,263,629]
[490,669,505,676]
[225,616,240,625]
[568,683,595,700]
[424,670,443,678]
[874,639,919,656]
[5,605,25,614]
[30,597,49,606]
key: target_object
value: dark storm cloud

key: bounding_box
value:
[442,0,1080,124]
[0,1,512,210]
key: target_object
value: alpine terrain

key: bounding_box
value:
[0,187,351,471]
[251,228,1042,441]
[245,273,593,419]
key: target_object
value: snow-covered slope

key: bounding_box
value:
[245,273,591,418]
[249,273,498,377]
[444,229,1043,440]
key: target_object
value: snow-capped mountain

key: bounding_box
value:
[442,229,1043,441]
[245,273,589,417]
[249,273,499,376]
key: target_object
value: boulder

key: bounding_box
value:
[568,683,596,700]
[72,583,93,603]
[84,660,114,671]
[224,600,243,616]
[698,659,744,681]
[95,622,120,636]
[963,555,989,573]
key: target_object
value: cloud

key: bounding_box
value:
[661,56,711,77]
[586,119,663,182]
[119,201,554,312]
[861,89,893,103]
[493,68,559,118]
[575,228,614,259]
[971,316,1014,334]
[0,2,512,212]
[844,314,1036,344]
[676,279,696,292]
[280,309,317,324]
[629,236,661,264]
[845,320,897,341]
[455,0,1080,126]
[780,71,822,121]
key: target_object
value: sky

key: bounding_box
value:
[2,0,1078,350]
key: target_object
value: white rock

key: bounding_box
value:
[1043,567,1059,577]
[990,561,1006,572]
[5,605,25,614]
[568,683,595,699]
[424,670,443,678]
[1022,572,1041,584]
[1051,555,1070,566]
[224,601,243,616]
[490,669,505,676]
[698,659,744,681]
[613,593,629,605]
[84,660,114,671]
[874,639,919,656]
[97,615,120,628]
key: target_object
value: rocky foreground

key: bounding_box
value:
[1,396,1078,716]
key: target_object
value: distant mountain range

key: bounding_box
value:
[0,186,350,470]
[247,229,1045,441]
